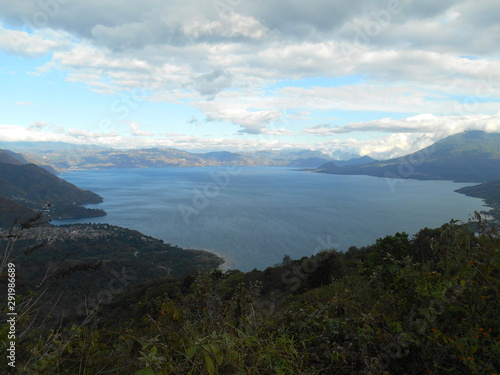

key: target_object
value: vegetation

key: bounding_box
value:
[456,181,500,222]
[1,222,223,325]
[0,196,37,228]
[1,213,498,374]
[0,161,106,221]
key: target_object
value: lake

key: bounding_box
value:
[54,167,486,271]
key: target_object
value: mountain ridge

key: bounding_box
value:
[316,131,500,183]
[0,160,106,225]
[11,146,338,171]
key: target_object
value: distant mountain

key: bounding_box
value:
[18,147,338,170]
[331,155,377,167]
[316,131,500,183]
[288,157,333,168]
[0,161,106,225]
[0,149,59,174]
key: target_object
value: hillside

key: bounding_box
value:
[0,162,106,224]
[456,180,500,204]
[0,149,27,164]
[316,131,500,183]
[455,180,500,222]
[2,223,223,320]
[0,195,37,228]
[2,217,497,374]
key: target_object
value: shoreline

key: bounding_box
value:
[454,181,500,227]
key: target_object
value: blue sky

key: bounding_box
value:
[1,0,499,159]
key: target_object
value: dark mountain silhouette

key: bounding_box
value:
[0,160,106,225]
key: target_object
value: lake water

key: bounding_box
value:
[54,167,486,271]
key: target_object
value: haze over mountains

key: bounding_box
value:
[1,130,499,227]
[316,131,500,183]
[1,145,343,171]
[1,131,498,183]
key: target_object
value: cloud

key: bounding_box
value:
[128,122,153,137]
[262,128,294,136]
[0,24,69,57]
[308,113,500,159]
[304,114,500,136]
[4,0,497,112]
[1,0,498,56]
[26,121,65,133]
[0,123,303,152]
[0,124,76,143]
[66,128,120,139]
[27,121,48,131]
[192,69,233,98]
[287,111,312,120]
[1,0,499,156]
[302,123,333,135]
[182,11,269,40]
[314,132,449,160]
[203,105,284,135]
[15,101,33,106]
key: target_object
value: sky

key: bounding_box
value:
[0,0,499,159]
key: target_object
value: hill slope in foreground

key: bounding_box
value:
[316,131,500,183]
[1,216,497,374]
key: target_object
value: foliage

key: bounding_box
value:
[1,214,498,374]
[1,222,223,328]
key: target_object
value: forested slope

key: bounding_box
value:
[1,215,498,374]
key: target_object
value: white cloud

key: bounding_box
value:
[315,133,441,160]
[128,122,153,137]
[0,124,75,143]
[196,96,286,135]
[0,24,69,57]
[50,44,150,71]
[0,123,303,152]
[304,113,500,135]
[182,12,268,39]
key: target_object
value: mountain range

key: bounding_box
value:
[4,145,342,171]
[316,131,500,183]
[1,130,499,227]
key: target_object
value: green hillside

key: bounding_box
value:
[456,180,500,204]
[456,181,500,222]
[0,162,106,223]
[3,223,223,321]
[1,216,498,374]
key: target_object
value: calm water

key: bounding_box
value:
[54,167,485,271]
